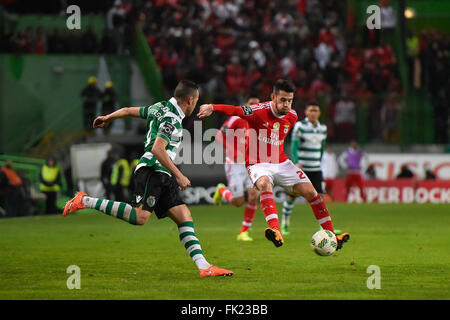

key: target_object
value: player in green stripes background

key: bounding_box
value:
[63,80,233,277]
[281,102,328,235]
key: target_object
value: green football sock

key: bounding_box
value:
[178,221,211,270]
[82,196,138,225]
[282,198,294,226]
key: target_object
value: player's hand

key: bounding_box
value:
[93,116,111,128]
[197,104,213,119]
[296,163,303,169]
[176,174,191,191]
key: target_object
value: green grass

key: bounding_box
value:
[0,203,449,300]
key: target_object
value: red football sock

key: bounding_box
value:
[260,192,280,230]
[219,187,233,203]
[308,194,334,233]
[240,202,257,233]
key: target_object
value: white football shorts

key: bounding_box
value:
[247,160,311,194]
[225,160,253,198]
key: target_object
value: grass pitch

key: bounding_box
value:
[0,203,449,300]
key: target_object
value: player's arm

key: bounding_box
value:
[151,137,191,190]
[320,139,326,159]
[197,104,256,121]
[93,107,141,128]
[197,103,243,118]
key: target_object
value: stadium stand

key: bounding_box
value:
[135,0,404,143]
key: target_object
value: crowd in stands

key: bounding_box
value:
[1,26,119,54]
[137,0,402,143]
[0,0,410,143]
[418,29,450,144]
[0,0,136,55]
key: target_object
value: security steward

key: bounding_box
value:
[39,157,61,214]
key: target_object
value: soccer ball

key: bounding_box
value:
[310,230,337,256]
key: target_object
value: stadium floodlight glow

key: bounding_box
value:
[404,8,416,19]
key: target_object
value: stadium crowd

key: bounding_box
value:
[137,0,402,143]
[1,0,405,143]
[418,29,450,144]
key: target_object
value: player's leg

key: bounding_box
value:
[237,187,258,241]
[256,176,284,247]
[281,194,295,235]
[291,181,349,250]
[167,204,233,277]
[357,173,366,202]
[63,166,157,225]
[324,178,334,201]
[214,163,244,206]
[62,191,145,225]
[275,160,349,249]
[291,182,334,232]
[345,173,353,202]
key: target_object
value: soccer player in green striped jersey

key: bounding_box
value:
[63,80,233,277]
[282,102,328,235]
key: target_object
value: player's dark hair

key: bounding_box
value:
[273,79,295,94]
[305,101,320,109]
[174,80,199,100]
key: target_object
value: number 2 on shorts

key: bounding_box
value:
[296,170,306,179]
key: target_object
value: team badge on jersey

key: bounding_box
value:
[147,195,156,207]
[283,124,290,134]
[241,106,253,116]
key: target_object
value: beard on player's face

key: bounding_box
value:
[274,99,291,115]
[272,91,293,115]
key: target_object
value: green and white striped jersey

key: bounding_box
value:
[291,119,327,171]
[135,97,185,176]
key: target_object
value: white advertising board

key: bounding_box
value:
[366,153,450,180]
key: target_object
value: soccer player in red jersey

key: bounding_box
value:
[213,95,260,242]
[198,79,350,249]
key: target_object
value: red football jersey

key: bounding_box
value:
[213,101,298,165]
[216,116,249,163]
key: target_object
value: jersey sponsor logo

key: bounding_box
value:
[135,195,143,203]
[160,121,176,138]
[241,106,253,116]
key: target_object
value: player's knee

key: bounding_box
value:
[256,177,272,193]
[293,183,317,200]
[135,208,151,225]
[302,187,318,201]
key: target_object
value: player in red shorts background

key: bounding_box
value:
[198,79,350,249]
[213,95,260,241]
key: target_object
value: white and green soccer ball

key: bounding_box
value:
[310,230,337,256]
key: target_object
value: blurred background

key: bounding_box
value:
[0,0,449,217]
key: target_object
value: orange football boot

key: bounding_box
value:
[199,265,234,277]
[62,192,87,216]
[264,228,284,247]
[335,232,350,250]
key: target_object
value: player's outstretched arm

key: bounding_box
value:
[151,136,191,190]
[93,107,141,128]
[197,104,245,119]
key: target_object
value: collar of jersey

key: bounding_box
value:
[169,97,185,120]
[305,118,320,128]
[269,101,285,119]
